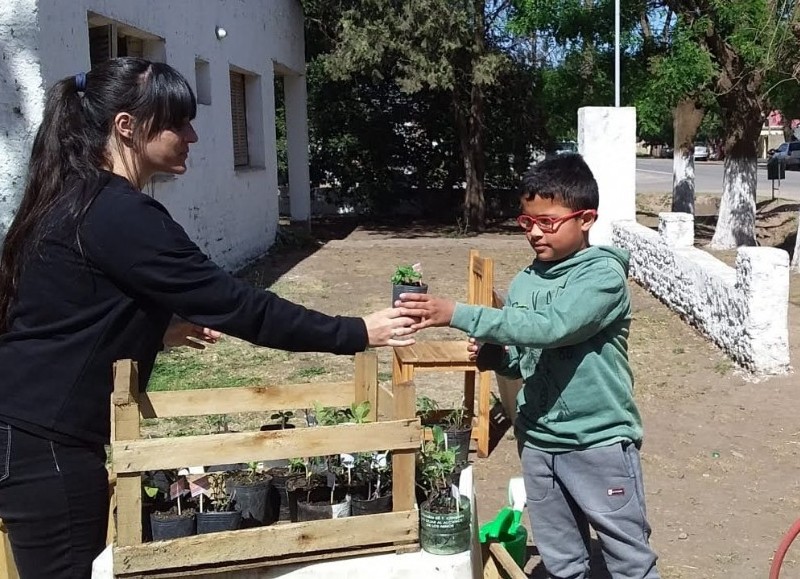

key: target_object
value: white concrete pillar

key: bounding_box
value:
[736,247,790,374]
[578,107,637,246]
[283,73,310,222]
[658,212,694,248]
[736,247,790,375]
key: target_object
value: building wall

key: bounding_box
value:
[1,0,306,270]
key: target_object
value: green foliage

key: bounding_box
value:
[269,410,294,428]
[391,263,423,286]
[416,395,439,420]
[418,425,458,501]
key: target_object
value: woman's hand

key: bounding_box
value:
[362,307,421,347]
[394,293,456,329]
[163,319,222,350]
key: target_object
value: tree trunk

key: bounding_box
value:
[671,98,705,214]
[709,96,763,249]
[455,0,486,232]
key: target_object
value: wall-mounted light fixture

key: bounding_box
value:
[215,26,227,40]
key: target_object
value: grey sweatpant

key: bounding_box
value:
[520,442,660,579]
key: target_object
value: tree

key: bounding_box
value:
[304,0,509,231]
[665,0,800,248]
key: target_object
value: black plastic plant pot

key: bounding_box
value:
[419,498,471,555]
[230,478,272,528]
[296,486,351,521]
[391,283,428,307]
[149,511,196,541]
[445,425,473,466]
[351,492,393,516]
[286,474,325,522]
[196,510,242,534]
[266,467,294,522]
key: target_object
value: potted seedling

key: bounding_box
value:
[148,473,197,541]
[350,451,393,516]
[227,461,273,528]
[417,425,471,555]
[260,410,296,432]
[193,473,242,534]
[416,395,473,466]
[391,262,427,306]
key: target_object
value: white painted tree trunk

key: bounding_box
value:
[671,149,695,214]
[791,219,800,271]
[709,156,757,248]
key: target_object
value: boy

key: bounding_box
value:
[397,153,660,579]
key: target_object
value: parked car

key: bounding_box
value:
[693,142,709,161]
[768,141,800,169]
[555,140,577,155]
[658,144,674,158]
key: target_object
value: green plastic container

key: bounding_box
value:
[495,526,527,570]
[479,507,528,570]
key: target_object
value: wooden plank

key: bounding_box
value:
[394,341,474,365]
[378,384,394,419]
[112,360,142,547]
[117,543,417,578]
[0,519,19,579]
[354,352,378,421]
[487,542,528,579]
[139,382,353,419]
[391,381,417,513]
[113,509,419,574]
[113,419,421,473]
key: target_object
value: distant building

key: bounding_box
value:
[1,0,310,270]
[760,110,800,159]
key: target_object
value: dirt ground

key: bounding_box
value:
[152,195,800,578]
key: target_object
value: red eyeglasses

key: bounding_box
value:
[516,210,597,233]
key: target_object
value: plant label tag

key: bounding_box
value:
[372,452,388,469]
[327,471,336,488]
[169,477,188,500]
[451,484,460,501]
[187,474,211,498]
[340,453,355,469]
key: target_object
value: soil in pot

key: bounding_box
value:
[420,497,471,555]
[150,508,196,541]
[391,282,428,307]
[351,491,392,516]
[227,473,273,528]
[196,510,242,534]
[296,485,351,521]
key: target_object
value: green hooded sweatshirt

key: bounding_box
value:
[450,245,642,452]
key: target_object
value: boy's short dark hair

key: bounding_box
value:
[519,153,599,211]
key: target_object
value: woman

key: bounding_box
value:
[0,57,421,578]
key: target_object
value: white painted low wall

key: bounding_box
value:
[612,213,791,375]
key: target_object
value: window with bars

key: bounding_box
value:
[88,24,145,67]
[230,71,249,167]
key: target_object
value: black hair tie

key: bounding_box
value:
[74,72,87,92]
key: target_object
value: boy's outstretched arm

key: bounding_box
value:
[400,265,628,349]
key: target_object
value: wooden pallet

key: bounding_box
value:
[110,352,420,577]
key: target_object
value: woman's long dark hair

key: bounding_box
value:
[0,57,196,333]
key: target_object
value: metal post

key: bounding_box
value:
[614,0,620,107]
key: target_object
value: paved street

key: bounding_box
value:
[636,157,800,200]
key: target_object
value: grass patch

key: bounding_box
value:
[288,366,328,382]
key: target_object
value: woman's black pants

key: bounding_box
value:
[0,421,108,578]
